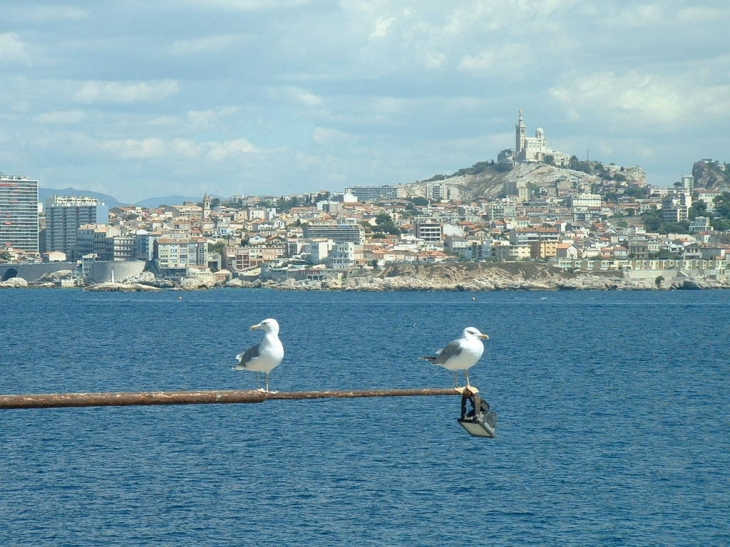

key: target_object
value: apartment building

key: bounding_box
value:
[0,175,39,252]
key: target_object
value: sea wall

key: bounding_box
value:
[0,262,78,282]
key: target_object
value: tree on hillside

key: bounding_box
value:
[371,212,401,235]
[208,241,226,255]
[453,161,493,177]
[624,186,648,199]
[641,209,662,232]
[408,196,429,207]
[688,200,707,220]
[714,192,730,218]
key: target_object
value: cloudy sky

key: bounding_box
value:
[1,1,729,204]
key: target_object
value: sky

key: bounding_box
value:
[1,1,729,204]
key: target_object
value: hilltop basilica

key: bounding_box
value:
[500,110,571,166]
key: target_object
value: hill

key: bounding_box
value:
[692,159,730,190]
[403,161,647,200]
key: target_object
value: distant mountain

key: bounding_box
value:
[38,188,206,209]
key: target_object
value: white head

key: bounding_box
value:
[251,318,280,334]
[463,327,489,340]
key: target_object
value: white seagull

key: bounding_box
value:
[233,318,284,392]
[422,327,489,388]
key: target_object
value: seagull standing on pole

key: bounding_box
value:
[422,327,489,388]
[233,318,284,392]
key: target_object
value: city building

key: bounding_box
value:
[76,224,121,258]
[154,237,208,270]
[413,221,442,243]
[344,185,403,202]
[569,194,602,208]
[102,234,137,261]
[303,223,364,244]
[324,242,363,269]
[0,175,39,253]
[45,196,108,260]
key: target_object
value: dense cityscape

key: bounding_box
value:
[2,112,730,289]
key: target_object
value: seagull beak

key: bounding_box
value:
[250,323,262,330]
[479,333,489,340]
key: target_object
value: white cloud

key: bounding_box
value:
[4,6,87,22]
[2,1,728,202]
[99,137,259,161]
[100,138,168,159]
[168,35,243,56]
[207,138,259,160]
[370,17,396,40]
[268,86,324,108]
[169,0,309,10]
[312,127,352,145]
[33,110,87,125]
[424,52,447,70]
[74,80,180,104]
[0,33,33,65]
[187,107,239,127]
[549,70,730,128]
[458,43,530,73]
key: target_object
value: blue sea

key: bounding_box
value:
[1,288,729,546]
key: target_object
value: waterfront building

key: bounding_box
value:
[45,196,107,260]
[102,234,137,261]
[135,230,161,261]
[76,224,121,258]
[0,175,39,253]
[154,237,208,269]
[308,240,334,264]
[324,242,363,269]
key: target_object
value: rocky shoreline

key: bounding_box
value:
[2,262,728,291]
[239,262,729,291]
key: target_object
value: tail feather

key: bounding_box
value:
[421,356,438,363]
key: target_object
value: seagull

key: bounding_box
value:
[421,327,489,388]
[233,318,284,392]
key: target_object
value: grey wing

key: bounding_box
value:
[435,340,463,364]
[236,343,260,366]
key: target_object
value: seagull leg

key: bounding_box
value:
[453,371,459,387]
[465,369,471,388]
[265,372,270,393]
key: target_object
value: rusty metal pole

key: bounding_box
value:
[0,388,460,410]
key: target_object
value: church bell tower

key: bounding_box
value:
[203,192,211,219]
[515,109,526,157]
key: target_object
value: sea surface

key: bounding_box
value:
[1,288,729,546]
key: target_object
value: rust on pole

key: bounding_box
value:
[0,387,461,410]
